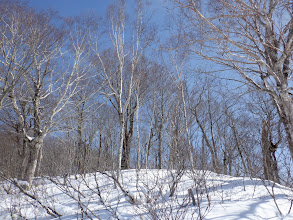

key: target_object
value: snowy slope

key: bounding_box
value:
[1,169,293,219]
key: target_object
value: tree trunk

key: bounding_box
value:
[180,84,194,169]
[74,101,86,174]
[145,127,153,169]
[121,118,129,170]
[17,138,28,180]
[261,119,280,183]
[157,122,163,169]
[24,138,43,188]
[276,92,293,161]
[97,131,102,169]
[230,118,249,176]
[169,122,180,169]
[145,90,156,169]
[35,146,43,177]
[121,107,135,170]
[136,99,141,170]
[200,136,206,170]
[194,108,220,173]
[117,113,125,179]
[223,151,227,175]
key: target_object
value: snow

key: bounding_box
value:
[16,180,30,187]
[1,169,293,219]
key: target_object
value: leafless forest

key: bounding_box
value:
[0,0,293,193]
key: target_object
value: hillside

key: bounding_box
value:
[1,169,293,219]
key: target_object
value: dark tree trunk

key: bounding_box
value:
[223,151,227,175]
[261,119,280,183]
[74,101,88,174]
[157,126,162,169]
[97,131,102,169]
[17,138,28,180]
[121,106,135,170]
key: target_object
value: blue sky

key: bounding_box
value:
[27,0,168,49]
[28,0,114,17]
[28,0,165,18]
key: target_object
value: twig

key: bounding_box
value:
[99,171,137,204]
[0,172,62,218]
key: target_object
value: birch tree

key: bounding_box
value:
[91,0,153,178]
[0,0,33,109]
[143,63,169,169]
[163,44,195,169]
[2,8,90,187]
[174,0,293,161]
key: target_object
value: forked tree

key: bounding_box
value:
[91,0,154,178]
[1,5,90,187]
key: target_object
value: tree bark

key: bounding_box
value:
[276,92,293,162]
[136,97,141,170]
[157,122,163,169]
[24,138,43,187]
[121,105,135,170]
[261,119,280,183]
[157,92,164,169]
[35,146,43,177]
[117,113,125,179]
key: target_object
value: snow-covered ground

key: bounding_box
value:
[1,169,293,219]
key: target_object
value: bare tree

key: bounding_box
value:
[72,87,101,174]
[91,0,154,179]
[0,1,33,109]
[191,82,222,173]
[173,0,293,161]
[248,92,282,182]
[163,43,195,169]
[1,8,91,187]
[142,62,179,170]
